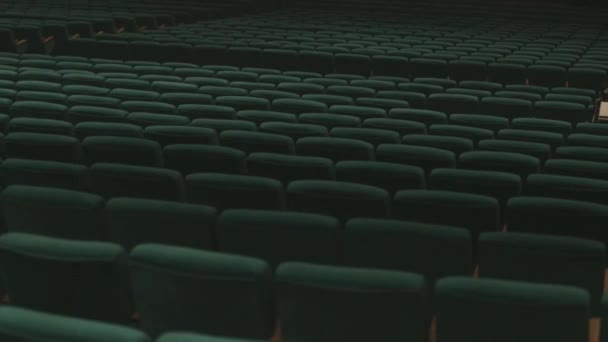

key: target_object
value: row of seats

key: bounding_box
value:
[3,183,608,266]
[0,230,603,340]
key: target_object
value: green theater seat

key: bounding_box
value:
[507,196,608,245]
[105,198,217,251]
[164,144,246,175]
[0,307,151,342]
[344,218,473,283]
[436,277,589,342]
[186,173,284,210]
[82,136,163,167]
[86,163,184,201]
[287,180,390,221]
[276,262,428,342]
[543,159,608,181]
[0,233,134,323]
[0,159,86,191]
[247,153,334,183]
[458,151,540,178]
[217,209,340,269]
[336,161,425,193]
[296,137,374,161]
[129,245,273,339]
[479,232,605,313]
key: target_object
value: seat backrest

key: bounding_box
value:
[217,209,341,268]
[129,244,273,338]
[0,185,104,240]
[436,277,589,342]
[276,262,428,342]
[0,233,133,323]
[479,232,605,313]
[0,306,150,342]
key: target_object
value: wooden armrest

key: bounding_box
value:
[15,39,27,46]
[70,33,80,39]
[117,27,125,33]
[42,35,54,44]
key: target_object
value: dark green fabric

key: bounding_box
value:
[276,262,428,342]
[177,104,236,120]
[448,114,509,133]
[86,163,184,201]
[120,101,176,115]
[237,110,297,125]
[497,128,564,149]
[479,232,605,313]
[355,97,409,111]
[298,113,361,129]
[109,88,160,102]
[430,168,521,206]
[7,118,73,136]
[158,332,263,342]
[525,174,608,205]
[336,161,425,193]
[329,105,386,120]
[389,108,448,126]
[554,146,608,163]
[429,124,494,144]
[215,96,270,112]
[10,101,67,120]
[0,233,133,323]
[164,144,246,175]
[259,122,328,140]
[436,277,589,342]
[511,118,573,136]
[393,190,499,239]
[376,144,456,173]
[296,137,374,161]
[575,123,608,136]
[479,97,532,120]
[217,209,340,268]
[220,130,295,155]
[287,180,390,221]
[377,90,426,108]
[568,134,608,149]
[477,139,551,162]
[363,118,426,135]
[458,151,540,178]
[345,218,472,283]
[143,125,218,146]
[5,132,81,163]
[160,93,213,106]
[1,185,103,239]
[459,81,503,92]
[246,153,334,183]
[544,159,608,181]
[65,95,120,108]
[74,122,142,139]
[398,83,444,96]
[403,134,474,155]
[81,136,163,167]
[302,94,354,107]
[271,98,327,114]
[191,118,256,132]
[0,159,86,191]
[330,127,400,145]
[129,244,273,338]
[106,198,216,251]
[507,196,608,245]
[533,101,589,124]
[0,306,150,342]
[327,85,375,98]
[186,173,284,210]
[428,94,479,114]
[67,106,129,124]
[16,91,67,105]
[127,112,190,127]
